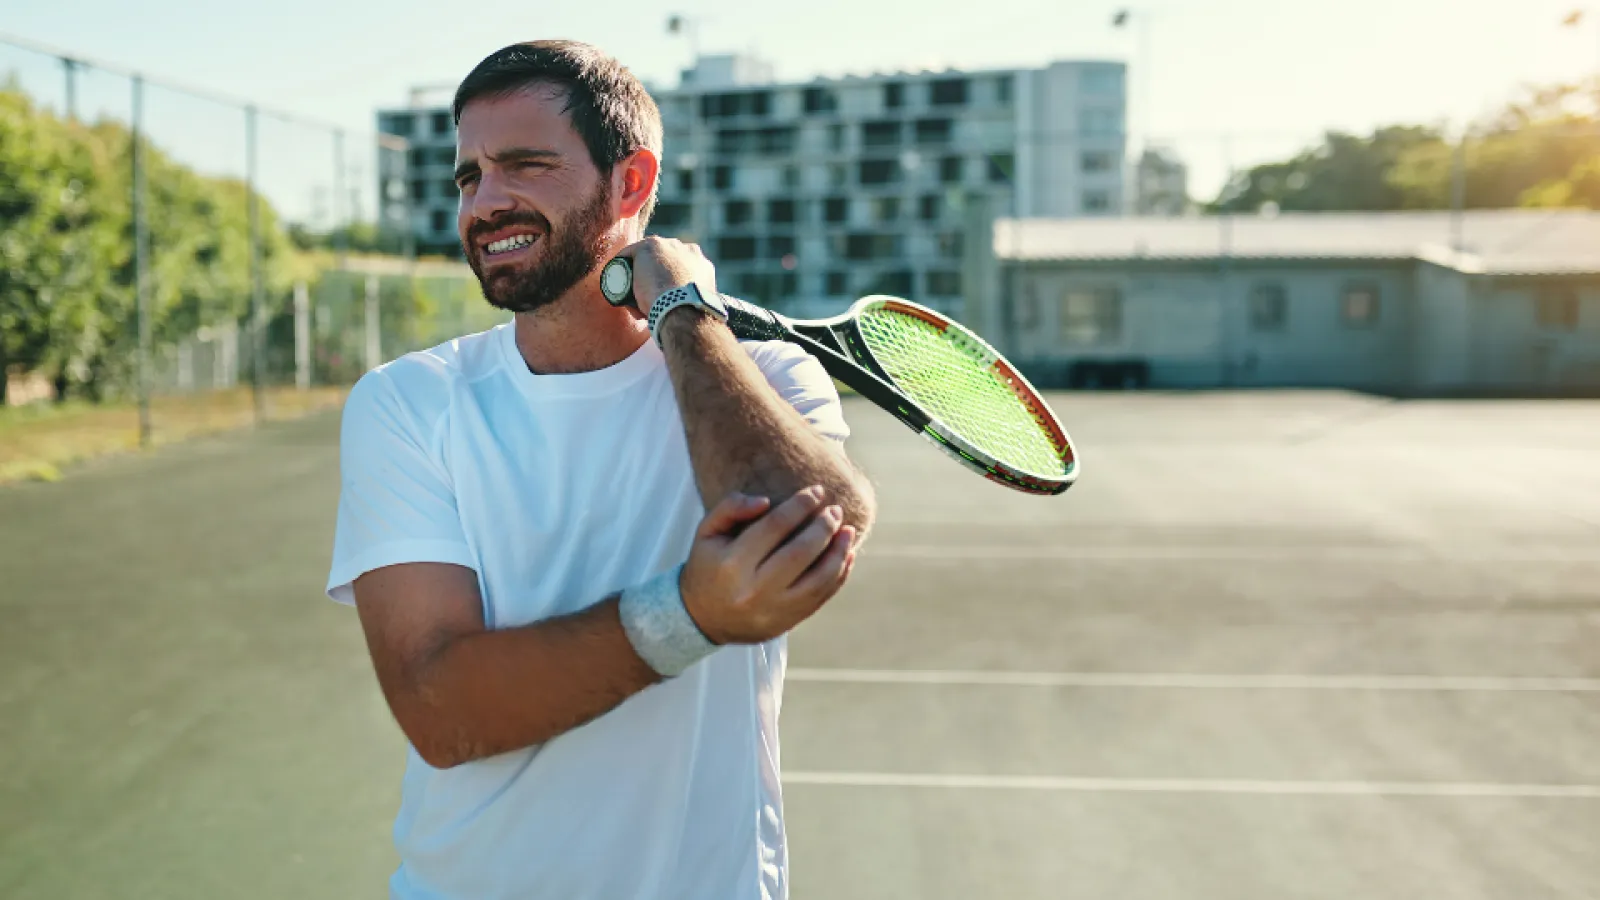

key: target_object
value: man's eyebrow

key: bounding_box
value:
[455,147,561,182]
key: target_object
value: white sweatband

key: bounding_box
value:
[618,564,717,678]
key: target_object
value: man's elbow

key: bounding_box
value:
[832,463,878,544]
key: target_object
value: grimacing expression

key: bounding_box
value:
[454,87,618,314]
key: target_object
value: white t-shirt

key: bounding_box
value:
[326,320,850,900]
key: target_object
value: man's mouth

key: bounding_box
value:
[480,231,541,259]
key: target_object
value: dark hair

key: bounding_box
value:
[453,41,663,226]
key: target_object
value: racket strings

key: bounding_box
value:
[856,308,1068,477]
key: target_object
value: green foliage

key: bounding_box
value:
[1210,78,1600,214]
[0,84,297,403]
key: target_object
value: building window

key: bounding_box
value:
[431,112,452,135]
[826,271,849,296]
[651,202,691,229]
[433,147,456,165]
[1060,287,1122,344]
[829,164,849,187]
[429,209,449,233]
[1342,283,1381,327]
[768,198,796,224]
[1082,190,1111,212]
[995,75,1013,105]
[884,82,904,109]
[712,165,734,190]
[1536,289,1580,329]
[862,120,901,148]
[677,169,695,192]
[824,196,849,223]
[829,124,847,151]
[919,194,941,221]
[838,232,902,260]
[926,270,962,296]
[408,148,428,169]
[868,269,915,296]
[768,235,796,258]
[1081,151,1115,173]
[803,87,838,113]
[859,158,901,185]
[701,91,772,119]
[724,199,753,226]
[936,231,964,258]
[439,179,457,198]
[914,118,952,146]
[872,196,900,223]
[930,78,969,106]
[1079,108,1121,137]
[782,166,800,188]
[717,236,758,261]
[1082,67,1123,95]
[987,153,1015,184]
[410,180,426,201]
[939,156,964,184]
[1250,283,1288,332]
[381,113,414,136]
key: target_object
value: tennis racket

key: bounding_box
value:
[601,257,1078,496]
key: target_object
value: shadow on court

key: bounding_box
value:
[2,392,1598,899]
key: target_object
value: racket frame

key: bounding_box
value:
[724,294,1078,496]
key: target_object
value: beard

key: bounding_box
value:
[465,182,614,315]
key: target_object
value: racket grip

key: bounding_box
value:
[723,296,785,342]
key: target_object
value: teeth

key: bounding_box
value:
[486,234,536,254]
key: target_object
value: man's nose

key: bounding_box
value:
[470,170,516,221]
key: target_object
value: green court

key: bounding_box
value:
[3,392,1598,899]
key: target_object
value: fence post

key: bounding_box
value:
[365,275,381,371]
[132,74,152,448]
[294,281,311,390]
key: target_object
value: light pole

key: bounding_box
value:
[1112,8,1153,214]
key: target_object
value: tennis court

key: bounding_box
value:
[3,391,1598,899]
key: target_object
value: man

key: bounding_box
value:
[325,40,876,900]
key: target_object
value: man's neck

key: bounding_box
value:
[511,279,651,376]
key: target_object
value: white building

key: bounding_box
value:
[970,210,1600,395]
[375,55,1127,316]
[653,55,1126,316]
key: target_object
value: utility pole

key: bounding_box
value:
[62,57,80,121]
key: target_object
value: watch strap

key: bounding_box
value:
[648,283,727,345]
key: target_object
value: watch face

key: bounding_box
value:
[700,286,729,316]
[600,258,634,306]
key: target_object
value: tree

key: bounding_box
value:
[1210,126,1447,213]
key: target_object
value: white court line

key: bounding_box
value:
[786,668,1600,692]
[781,771,1600,799]
[866,544,1600,563]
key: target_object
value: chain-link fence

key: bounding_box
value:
[1,33,504,465]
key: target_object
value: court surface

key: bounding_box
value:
[2,391,1598,899]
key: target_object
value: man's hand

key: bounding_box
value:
[616,236,718,312]
[681,487,858,645]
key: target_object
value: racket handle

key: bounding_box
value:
[599,256,785,342]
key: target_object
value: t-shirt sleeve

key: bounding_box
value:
[744,340,851,445]
[325,368,477,606]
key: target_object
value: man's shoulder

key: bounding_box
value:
[343,325,509,435]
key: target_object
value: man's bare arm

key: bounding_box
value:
[352,490,848,769]
[657,311,877,538]
[353,562,659,769]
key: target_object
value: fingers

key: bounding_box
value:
[782,526,857,610]
[754,504,843,590]
[698,493,771,539]
[730,485,827,566]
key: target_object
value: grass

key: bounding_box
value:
[0,386,348,484]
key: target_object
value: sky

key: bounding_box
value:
[4,0,1598,222]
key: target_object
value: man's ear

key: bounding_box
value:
[615,148,660,221]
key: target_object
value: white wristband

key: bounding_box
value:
[618,564,717,678]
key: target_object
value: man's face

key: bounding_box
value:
[454,86,617,314]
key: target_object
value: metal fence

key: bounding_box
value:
[0,32,504,445]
